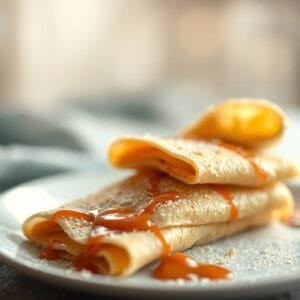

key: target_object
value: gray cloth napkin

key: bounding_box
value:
[0,96,299,192]
[0,91,203,192]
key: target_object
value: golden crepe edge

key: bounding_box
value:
[108,135,299,186]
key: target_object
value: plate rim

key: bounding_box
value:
[1,171,300,297]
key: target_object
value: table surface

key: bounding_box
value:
[0,263,118,300]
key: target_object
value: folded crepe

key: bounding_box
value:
[108,135,298,186]
[180,99,287,148]
[22,99,298,279]
[23,172,293,276]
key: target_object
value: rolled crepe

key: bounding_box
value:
[23,172,293,276]
[180,99,288,148]
[108,135,298,186]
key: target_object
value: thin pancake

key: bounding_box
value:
[108,136,298,186]
[180,99,288,148]
[23,209,288,276]
[23,173,293,276]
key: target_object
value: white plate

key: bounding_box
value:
[0,170,300,299]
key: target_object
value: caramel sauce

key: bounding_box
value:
[94,209,149,231]
[153,253,231,280]
[52,209,95,222]
[39,241,61,260]
[41,172,232,281]
[212,185,238,220]
[72,172,175,271]
[73,248,99,273]
[147,172,165,195]
[143,191,180,215]
[211,139,268,182]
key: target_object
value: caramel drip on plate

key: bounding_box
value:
[40,172,231,281]
[210,139,268,182]
[212,185,238,220]
[153,253,231,280]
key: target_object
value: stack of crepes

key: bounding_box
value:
[23,99,299,280]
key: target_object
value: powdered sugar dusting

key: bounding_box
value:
[25,222,300,287]
[184,223,300,282]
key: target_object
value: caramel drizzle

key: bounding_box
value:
[39,240,61,260]
[153,253,231,280]
[41,172,232,281]
[52,210,94,222]
[212,185,238,220]
[210,139,268,182]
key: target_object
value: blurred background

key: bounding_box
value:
[0,0,299,189]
